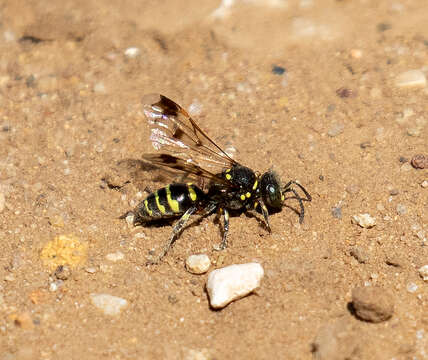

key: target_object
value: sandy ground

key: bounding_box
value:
[0,0,427,359]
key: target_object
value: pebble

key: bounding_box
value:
[396,204,407,215]
[350,246,369,264]
[327,123,345,137]
[186,254,211,274]
[90,293,128,316]
[345,184,360,195]
[331,206,342,219]
[272,65,286,75]
[54,265,71,280]
[400,162,412,172]
[351,286,394,323]
[188,100,203,116]
[124,47,140,58]
[418,265,428,281]
[206,263,264,309]
[421,180,428,188]
[0,192,5,213]
[351,214,376,228]
[407,283,418,293]
[93,82,106,93]
[411,154,427,169]
[395,70,426,88]
[85,267,97,274]
[106,251,125,262]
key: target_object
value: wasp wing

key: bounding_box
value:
[142,93,238,177]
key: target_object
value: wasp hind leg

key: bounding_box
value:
[147,206,198,265]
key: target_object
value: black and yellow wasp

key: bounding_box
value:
[122,94,311,264]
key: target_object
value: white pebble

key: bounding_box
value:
[352,214,376,228]
[186,254,211,274]
[421,180,428,188]
[90,293,128,316]
[94,82,106,93]
[106,251,125,262]
[188,100,203,116]
[206,263,264,309]
[418,265,428,282]
[124,47,140,58]
[396,204,407,215]
[406,283,418,293]
[395,70,426,88]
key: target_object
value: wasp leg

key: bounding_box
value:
[147,206,198,265]
[259,200,272,233]
[283,181,311,224]
[214,208,229,251]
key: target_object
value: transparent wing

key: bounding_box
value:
[142,93,238,177]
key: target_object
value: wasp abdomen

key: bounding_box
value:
[133,183,205,222]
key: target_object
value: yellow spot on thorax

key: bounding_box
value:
[155,191,166,214]
[240,194,246,201]
[226,174,232,180]
[245,192,251,198]
[166,186,180,213]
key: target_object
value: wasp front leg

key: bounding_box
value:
[214,207,230,251]
[254,200,271,233]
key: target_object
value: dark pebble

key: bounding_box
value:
[377,23,392,32]
[350,247,369,264]
[54,265,71,280]
[331,207,342,219]
[360,141,371,149]
[411,154,427,169]
[272,65,286,75]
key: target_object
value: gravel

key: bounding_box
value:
[90,293,128,316]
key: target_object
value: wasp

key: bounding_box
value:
[122,94,311,264]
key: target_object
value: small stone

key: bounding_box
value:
[395,70,426,88]
[396,204,407,215]
[272,65,286,75]
[350,49,362,59]
[186,254,211,274]
[328,123,345,137]
[0,192,5,213]
[85,267,97,274]
[124,47,140,58]
[206,263,264,309]
[389,188,399,196]
[49,280,63,292]
[421,180,428,188]
[54,265,71,280]
[93,82,106,93]
[418,265,428,281]
[29,289,49,304]
[331,206,342,219]
[351,286,394,323]
[400,163,412,172]
[336,87,356,98]
[411,154,427,169]
[106,251,125,262]
[90,293,128,316]
[407,283,418,293]
[188,100,203,116]
[4,274,15,282]
[350,247,369,264]
[352,214,376,228]
[345,184,360,195]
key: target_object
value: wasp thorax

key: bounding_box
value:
[260,171,283,208]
